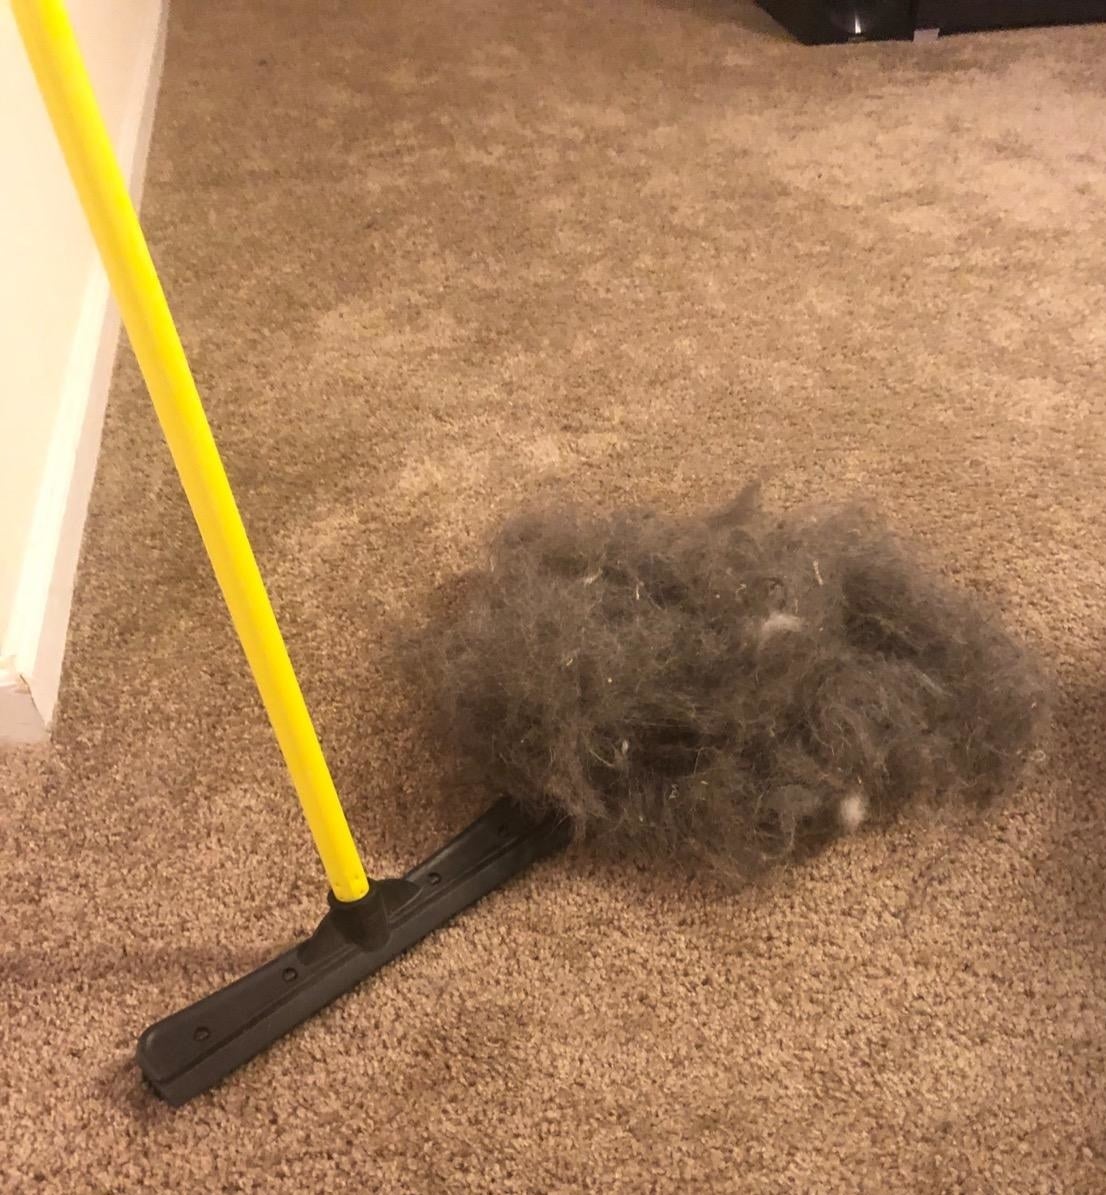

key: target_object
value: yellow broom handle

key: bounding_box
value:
[12,0,370,902]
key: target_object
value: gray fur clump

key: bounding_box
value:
[401,486,1049,879]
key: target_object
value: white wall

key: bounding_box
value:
[0,0,167,740]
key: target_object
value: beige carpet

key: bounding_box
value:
[4,1,1106,1190]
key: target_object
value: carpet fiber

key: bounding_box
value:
[3,2,1106,1191]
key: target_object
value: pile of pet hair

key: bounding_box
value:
[401,485,1048,879]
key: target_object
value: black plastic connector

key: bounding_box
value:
[136,797,569,1106]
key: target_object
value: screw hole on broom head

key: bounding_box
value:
[283,967,298,983]
[194,1026,210,1042]
[427,871,441,885]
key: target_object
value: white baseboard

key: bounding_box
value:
[0,1,168,744]
[0,673,46,742]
